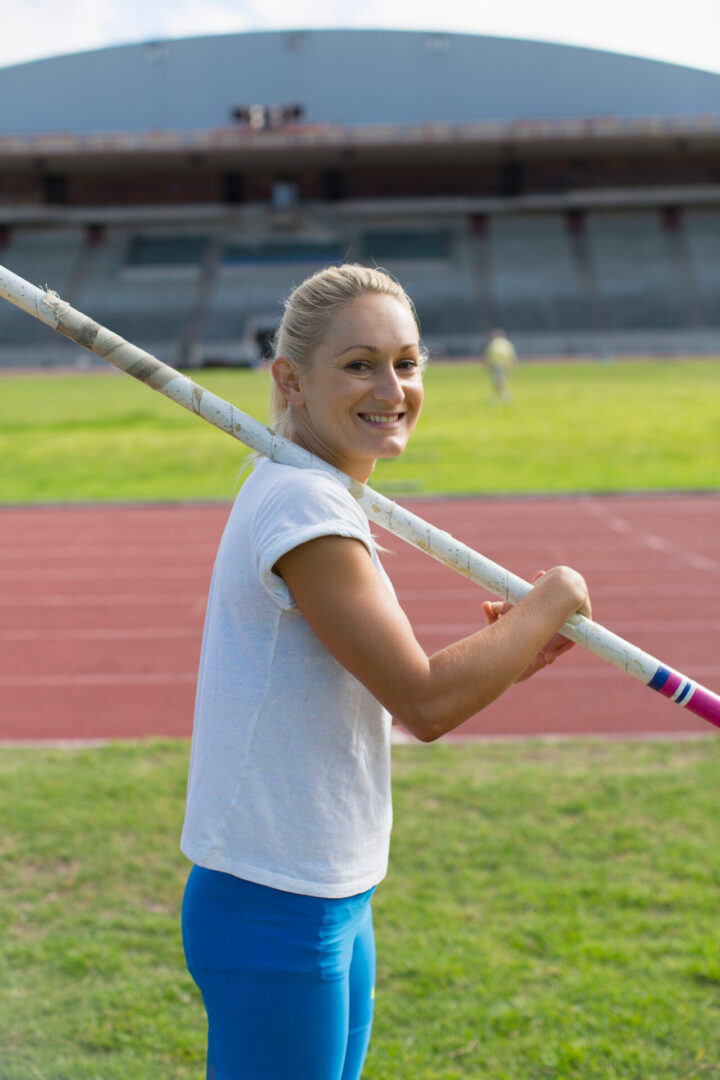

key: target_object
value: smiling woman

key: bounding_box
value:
[179,263,592,1080]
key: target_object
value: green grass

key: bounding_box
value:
[1,739,719,1079]
[2,358,719,503]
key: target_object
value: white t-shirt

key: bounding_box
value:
[181,458,394,898]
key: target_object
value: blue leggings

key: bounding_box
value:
[182,866,376,1080]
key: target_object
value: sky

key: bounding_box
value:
[2,0,720,75]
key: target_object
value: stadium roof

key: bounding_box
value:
[2,28,720,137]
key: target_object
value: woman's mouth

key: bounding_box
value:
[359,412,404,427]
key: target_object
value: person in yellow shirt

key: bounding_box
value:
[484,328,517,404]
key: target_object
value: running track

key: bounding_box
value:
[2,493,719,742]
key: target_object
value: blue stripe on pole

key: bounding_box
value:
[648,665,671,691]
[676,681,694,705]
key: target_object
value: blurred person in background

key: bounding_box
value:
[484,327,517,404]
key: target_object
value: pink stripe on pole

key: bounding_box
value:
[685,687,720,730]
[658,671,683,699]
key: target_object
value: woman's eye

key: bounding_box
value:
[346,360,371,371]
[396,359,419,372]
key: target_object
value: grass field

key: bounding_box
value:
[1,739,718,1080]
[2,357,719,503]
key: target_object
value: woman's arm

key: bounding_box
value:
[276,535,590,743]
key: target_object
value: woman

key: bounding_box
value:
[181,265,590,1080]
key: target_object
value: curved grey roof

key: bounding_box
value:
[2,28,720,136]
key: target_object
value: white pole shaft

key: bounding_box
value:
[1,263,719,729]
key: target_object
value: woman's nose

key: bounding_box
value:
[373,365,404,403]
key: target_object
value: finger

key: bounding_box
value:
[544,640,575,663]
[482,600,499,623]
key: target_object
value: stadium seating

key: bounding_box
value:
[487,214,587,333]
[1,207,718,367]
[585,211,686,330]
[0,228,84,359]
[684,209,720,327]
[75,231,204,359]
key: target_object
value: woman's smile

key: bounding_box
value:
[358,412,405,426]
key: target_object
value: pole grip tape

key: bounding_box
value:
[649,665,720,729]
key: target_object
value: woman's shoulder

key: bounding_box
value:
[245,458,368,534]
[248,457,355,502]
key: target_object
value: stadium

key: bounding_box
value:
[3,27,720,1080]
[2,27,720,367]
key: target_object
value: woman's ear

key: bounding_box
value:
[271,357,305,406]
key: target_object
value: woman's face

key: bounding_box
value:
[276,293,425,482]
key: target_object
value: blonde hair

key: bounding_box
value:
[270,264,424,438]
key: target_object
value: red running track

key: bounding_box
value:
[1,494,719,742]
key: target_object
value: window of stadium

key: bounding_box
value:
[222,241,342,265]
[126,236,208,267]
[361,230,451,261]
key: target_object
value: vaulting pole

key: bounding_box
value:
[1,263,718,729]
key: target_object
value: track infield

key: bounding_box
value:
[2,492,718,742]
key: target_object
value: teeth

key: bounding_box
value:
[363,413,401,424]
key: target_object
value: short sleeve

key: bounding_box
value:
[252,468,374,610]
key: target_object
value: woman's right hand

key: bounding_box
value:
[531,566,592,619]
[482,567,591,682]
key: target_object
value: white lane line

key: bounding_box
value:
[0,672,197,687]
[592,584,720,597]
[4,666,717,688]
[6,585,715,608]
[0,593,205,607]
[2,626,200,641]
[0,545,217,561]
[0,566,211,581]
[581,498,720,575]
[1,731,713,749]
[0,739,123,749]
[390,730,714,745]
